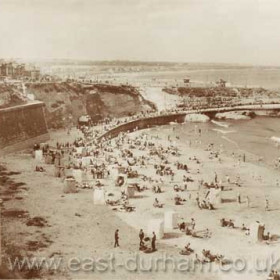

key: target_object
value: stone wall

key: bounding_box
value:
[0,102,49,154]
[98,113,186,141]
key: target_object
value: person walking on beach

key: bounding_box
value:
[237,192,241,204]
[265,198,269,211]
[214,172,218,183]
[191,218,196,230]
[151,232,156,251]
[139,229,144,246]
[114,229,119,248]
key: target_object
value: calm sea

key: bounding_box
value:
[121,68,280,89]
[158,117,280,166]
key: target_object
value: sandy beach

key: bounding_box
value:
[1,120,280,280]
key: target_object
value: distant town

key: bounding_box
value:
[0,61,40,81]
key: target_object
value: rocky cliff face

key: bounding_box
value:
[25,82,156,128]
[0,84,26,108]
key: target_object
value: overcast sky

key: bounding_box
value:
[0,0,280,65]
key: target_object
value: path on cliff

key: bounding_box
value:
[139,86,181,111]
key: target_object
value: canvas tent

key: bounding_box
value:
[63,178,77,193]
[72,169,83,183]
[93,188,106,205]
[250,222,265,242]
[35,150,43,162]
[126,185,136,198]
[164,210,178,231]
[208,188,222,205]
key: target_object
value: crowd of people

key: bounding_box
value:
[31,107,279,280]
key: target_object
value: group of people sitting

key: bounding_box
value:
[180,242,194,255]
[268,270,280,280]
[173,184,186,192]
[195,249,227,265]
[153,198,164,208]
[152,185,163,193]
[176,162,189,172]
[35,165,45,172]
[220,218,235,228]
[196,198,214,210]
[174,194,186,205]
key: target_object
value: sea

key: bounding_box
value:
[109,67,280,89]
[154,117,280,168]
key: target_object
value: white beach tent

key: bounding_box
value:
[208,188,222,205]
[93,188,106,205]
[164,210,178,231]
[250,222,265,242]
[72,169,83,183]
[35,150,43,162]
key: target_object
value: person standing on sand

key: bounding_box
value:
[265,198,269,211]
[114,229,119,248]
[139,229,144,246]
[191,218,196,230]
[151,232,156,251]
[226,175,230,183]
[214,172,218,183]
[237,192,241,204]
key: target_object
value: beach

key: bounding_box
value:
[1,118,280,280]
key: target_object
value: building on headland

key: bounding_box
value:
[0,61,41,81]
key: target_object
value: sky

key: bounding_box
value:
[0,0,280,65]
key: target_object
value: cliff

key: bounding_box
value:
[0,84,26,108]
[24,82,156,128]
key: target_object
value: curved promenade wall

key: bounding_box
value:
[99,113,186,140]
[0,101,50,155]
[98,103,280,141]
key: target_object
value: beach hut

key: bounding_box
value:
[250,222,265,242]
[208,188,222,205]
[147,219,164,239]
[63,178,77,194]
[35,150,43,162]
[72,169,83,183]
[164,210,178,231]
[126,185,136,198]
[93,188,106,205]
[75,147,86,156]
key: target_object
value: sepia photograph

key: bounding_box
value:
[1,0,280,279]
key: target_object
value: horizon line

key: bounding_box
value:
[1,57,280,68]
